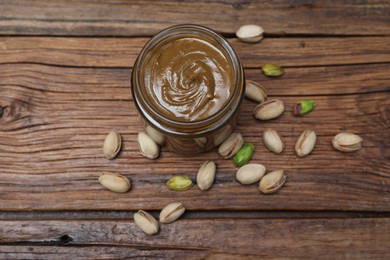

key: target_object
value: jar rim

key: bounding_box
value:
[131,24,245,138]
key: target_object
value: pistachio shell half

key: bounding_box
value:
[236,24,264,43]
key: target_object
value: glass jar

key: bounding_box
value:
[131,24,245,154]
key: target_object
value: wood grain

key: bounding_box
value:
[1,218,389,258]
[1,36,390,68]
[0,0,389,36]
[0,63,389,211]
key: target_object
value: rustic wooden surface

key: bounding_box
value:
[0,0,389,258]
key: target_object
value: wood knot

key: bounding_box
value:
[59,234,73,244]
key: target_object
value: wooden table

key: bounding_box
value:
[0,1,389,258]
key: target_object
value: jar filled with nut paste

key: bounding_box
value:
[131,24,245,153]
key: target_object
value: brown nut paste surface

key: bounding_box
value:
[141,35,234,122]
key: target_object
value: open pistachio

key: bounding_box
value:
[293,100,315,116]
[138,132,160,159]
[233,143,254,167]
[332,133,363,152]
[133,210,159,235]
[159,202,186,224]
[295,130,316,157]
[253,99,285,120]
[263,129,284,154]
[259,170,286,194]
[236,24,264,43]
[213,125,233,146]
[245,80,268,103]
[167,176,193,191]
[262,64,284,77]
[236,163,266,185]
[218,132,244,159]
[98,172,131,193]
[103,132,121,159]
[145,125,166,146]
[197,161,216,191]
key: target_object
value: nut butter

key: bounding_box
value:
[132,24,245,153]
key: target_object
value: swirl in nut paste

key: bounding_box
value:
[142,35,233,121]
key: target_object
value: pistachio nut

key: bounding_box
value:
[293,100,315,116]
[98,172,131,193]
[213,125,233,146]
[295,130,316,157]
[263,129,284,154]
[259,170,286,194]
[218,132,244,159]
[167,176,193,191]
[236,163,266,185]
[245,80,268,103]
[233,143,254,167]
[159,202,186,224]
[138,132,160,159]
[196,161,216,191]
[236,24,264,43]
[133,210,159,235]
[253,99,285,120]
[145,125,166,146]
[103,131,121,159]
[262,64,284,77]
[332,133,363,152]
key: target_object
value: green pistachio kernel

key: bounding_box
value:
[261,64,284,77]
[233,143,255,167]
[293,100,315,116]
[166,176,193,191]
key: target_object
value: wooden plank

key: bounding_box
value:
[1,36,390,68]
[0,64,389,211]
[0,0,389,36]
[0,218,389,258]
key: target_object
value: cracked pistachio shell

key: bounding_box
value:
[262,64,284,77]
[236,163,266,185]
[236,24,264,43]
[332,133,363,152]
[253,99,285,120]
[218,132,244,159]
[133,210,159,235]
[263,129,284,154]
[103,132,122,159]
[245,80,268,103]
[98,172,131,193]
[167,176,193,191]
[159,202,186,224]
[138,132,160,159]
[196,161,216,191]
[259,170,286,194]
[195,137,208,148]
[295,130,316,157]
[145,125,166,146]
[233,143,254,167]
